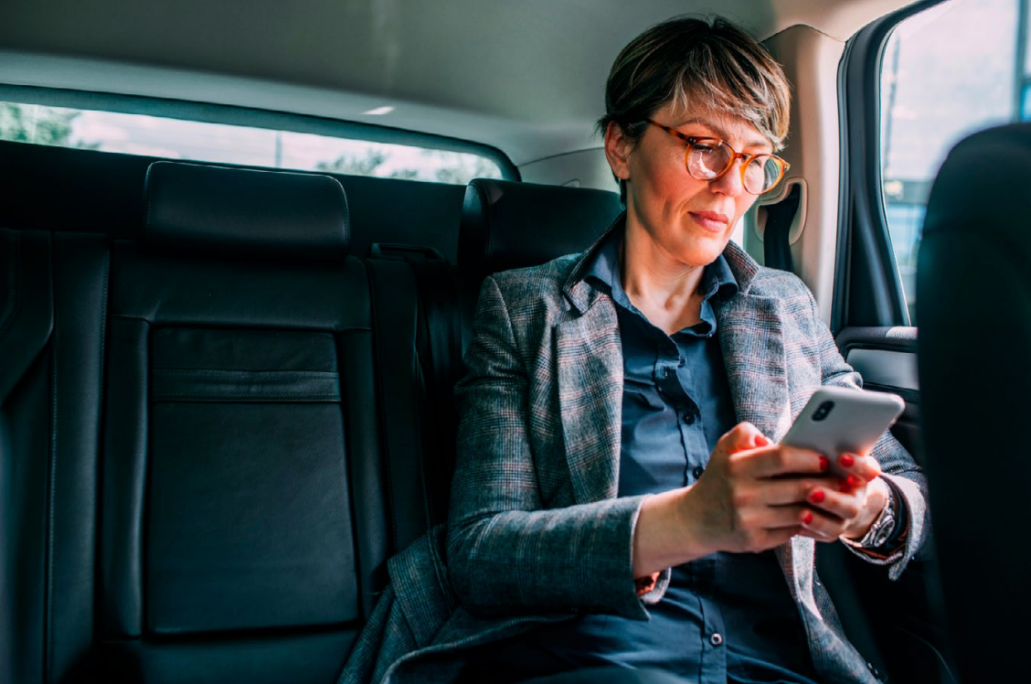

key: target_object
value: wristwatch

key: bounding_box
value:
[845,483,897,550]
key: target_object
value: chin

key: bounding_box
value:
[676,237,729,267]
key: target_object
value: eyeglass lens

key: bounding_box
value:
[686,142,781,194]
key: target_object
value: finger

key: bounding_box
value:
[718,422,769,454]
[799,507,849,540]
[804,487,864,523]
[759,478,840,506]
[747,445,828,479]
[836,453,882,483]
[755,503,814,530]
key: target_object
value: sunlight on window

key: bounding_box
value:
[0,101,504,185]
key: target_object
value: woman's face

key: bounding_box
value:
[605,101,775,269]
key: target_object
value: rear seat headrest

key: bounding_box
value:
[144,161,350,261]
[458,179,623,280]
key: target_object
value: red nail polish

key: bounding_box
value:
[755,435,769,447]
[838,481,852,493]
[819,456,830,472]
[803,511,813,525]
[846,474,862,488]
[840,454,855,468]
[809,490,825,504]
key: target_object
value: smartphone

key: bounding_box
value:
[780,386,905,478]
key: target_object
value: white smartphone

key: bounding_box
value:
[780,386,905,477]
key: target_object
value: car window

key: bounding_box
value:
[880,0,1031,322]
[0,100,505,185]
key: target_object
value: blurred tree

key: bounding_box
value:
[317,147,501,184]
[429,151,502,184]
[0,103,80,145]
[317,149,389,176]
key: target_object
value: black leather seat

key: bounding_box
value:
[457,178,624,290]
[918,122,1031,683]
[0,227,110,684]
[92,162,390,683]
[0,160,440,684]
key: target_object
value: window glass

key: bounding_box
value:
[880,0,1030,322]
[0,100,505,185]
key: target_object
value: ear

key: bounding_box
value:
[604,121,633,181]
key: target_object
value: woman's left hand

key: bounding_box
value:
[799,453,890,543]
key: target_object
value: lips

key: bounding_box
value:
[690,210,730,225]
[688,210,730,232]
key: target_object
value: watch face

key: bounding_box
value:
[868,509,895,548]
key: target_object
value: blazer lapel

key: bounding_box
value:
[715,292,793,442]
[715,285,816,607]
[554,288,623,504]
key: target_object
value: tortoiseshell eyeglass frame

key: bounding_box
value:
[644,119,790,195]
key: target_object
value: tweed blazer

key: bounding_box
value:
[339,225,930,684]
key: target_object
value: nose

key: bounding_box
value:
[709,158,747,197]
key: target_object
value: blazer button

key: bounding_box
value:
[682,412,696,425]
[692,466,705,479]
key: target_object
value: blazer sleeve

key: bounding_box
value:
[799,281,932,579]
[446,275,661,620]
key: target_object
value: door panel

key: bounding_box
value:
[835,328,921,463]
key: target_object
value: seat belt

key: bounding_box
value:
[763,183,801,271]
[408,259,463,526]
[369,243,463,528]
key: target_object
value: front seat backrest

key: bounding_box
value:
[917,122,1031,684]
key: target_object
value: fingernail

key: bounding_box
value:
[809,490,825,504]
[818,456,829,472]
[846,474,862,488]
[839,454,855,468]
[803,511,814,525]
[838,480,853,493]
[755,435,769,447]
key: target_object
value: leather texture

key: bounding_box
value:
[918,122,1031,684]
[96,238,378,679]
[0,140,466,262]
[0,229,54,403]
[144,161,351,261]
[457,179,622,284]
[48,234,111,682]
[2,157,440,683]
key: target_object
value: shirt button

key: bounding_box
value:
[692,466,705,479]
[682,412,696,425]
[710,633,723,646]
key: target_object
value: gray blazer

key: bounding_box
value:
[339,228,929,684]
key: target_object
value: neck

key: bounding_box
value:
[621,221,706,312]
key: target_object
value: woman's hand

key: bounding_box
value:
[803,453,890,544]
[632,422,890,576]
[682,422,889,554]
[679,422,822,555]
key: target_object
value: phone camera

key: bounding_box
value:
[812,401,834,422]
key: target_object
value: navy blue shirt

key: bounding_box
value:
[474,231,821,684]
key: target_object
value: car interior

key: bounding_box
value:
[1,0,1024,682]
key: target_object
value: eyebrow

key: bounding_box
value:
[675,117,770,151]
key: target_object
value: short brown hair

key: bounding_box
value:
[598,17,791,199]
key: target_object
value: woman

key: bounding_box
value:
[447,16,928,684]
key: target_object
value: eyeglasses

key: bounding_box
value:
[644,119,790,195]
